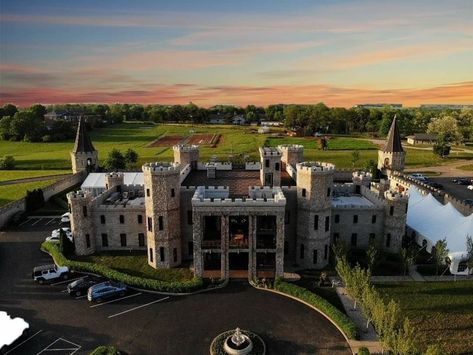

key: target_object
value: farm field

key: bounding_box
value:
[376,281,473,354]
[0,169,70,182]
[0,178,60,207]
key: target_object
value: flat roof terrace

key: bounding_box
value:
[182,169,295,197]
[331,195,374,208]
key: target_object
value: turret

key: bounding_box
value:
[259,147,282,187]
[105,172,124,190]
[352,171,372,194]
[67,190,95,255]
[277,144,304,170]
[173,144,199,170]
[70,117,98,174]
[296,162,335,269]
[383,190,409,252]
[378,116,405,174]
[143,162,182,268]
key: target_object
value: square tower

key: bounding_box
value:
[259,147,282,187]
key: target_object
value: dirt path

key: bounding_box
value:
[404,160,472,177]
[0,173,70,186]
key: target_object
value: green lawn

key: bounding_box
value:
[376,281,473,354]
[266,136,378,150]
[0,178,60,207]
[0,170,70,182]
[458,164,473,171]
[74,251,194,282]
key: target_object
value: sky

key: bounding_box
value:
[0,0,472,107]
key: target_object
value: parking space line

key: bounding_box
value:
[31,218,43,226]
[19,218,31,227]
[46,218,56,225]
[108,296,170,318]
[4,329,43,354]
[36,337,81,355]
[89,292,142,308]
[51,277,84,286]
[75,295,87,299]
[60,289,68,293]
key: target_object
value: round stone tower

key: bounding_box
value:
[259,147,282,187]
[67,190,95,255]
[105,172,124,190]
[143,162,182,269]
[173,144,199,170]
[296,162,335,269]
[383,190,408,252]
[277,144,304,170]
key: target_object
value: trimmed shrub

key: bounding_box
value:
[89,346,120,355]
[42,241,203,293]
[274,278,357,339]
[357,346,370,355]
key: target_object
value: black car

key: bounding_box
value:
[464,199,473,206]
[452,178,471,185]
[66,276,98,297]
[428,182,443,189]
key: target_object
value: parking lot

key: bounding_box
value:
[1,221,351,354]
[428,176,473,202]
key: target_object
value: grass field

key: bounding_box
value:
[0,123,471,172]
[458,164,473,171]
[376,281,473,354]
[74,251,193,282]
[0,169,70,182]
[0,178,60,207]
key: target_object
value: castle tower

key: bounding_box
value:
[277,144,304,170]
[173,144,199,170]
[67,191,95,255]
[352,171,372,194]
[70,117,99,174]
[296,162,335,269]
[259,147,282,187]
[383,190,408,252]
[377,116,405,174]
[105,172,124,190]
[143,162,182,269]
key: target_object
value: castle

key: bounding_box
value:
[68,118,408,279]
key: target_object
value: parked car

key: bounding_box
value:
[410,173,428,182]
[452,177,471,185]
[45,232,72,243]
[67,276,98,297]
[87,281,127,302]
[428,182,444,189]
[32,264,69,284]
[51,227,71,236]
[0,311,29,352]
[464,199,473,205]
[60,212,71,224]
[467,185,473,191]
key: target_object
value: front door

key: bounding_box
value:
[264,173,273,187]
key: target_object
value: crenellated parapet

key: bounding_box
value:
[142,162,181,175]
[173,144,199,170]
[296,161,335,174]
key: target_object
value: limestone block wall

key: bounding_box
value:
[180,187,197,260]
[377,150,405,172]
[173,145,199,169]
[67,191,95,255]
[383,191,408,252]
[277,144,304,169]
[71,150,98,174]
[282,187,297,263]
[259,147,282,187]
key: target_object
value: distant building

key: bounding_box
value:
[258,126,270,134]
[354,104,403,109]
[44,111,100,125]
[261,121,283,127]
[406,134,437,145]
[209,118,225,124]
[419,104,473,110]
[232,115,246,125]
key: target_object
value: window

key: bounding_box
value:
[300,244,304,259]
[101,233,108,247]
[137,215,143,224]
[351,233,357,247]
[284,241,289,255]
[160,247,165,262]
[188,241,193,256]
[173,248,177,263]
[335,214,340,223]
[119,215,124,224]
[265,159,269,168]
[149,248,153,263]
[147,217,152,232]
[158,216,164,231]
[275,162,280,171]
[369,233,376,243]
[171,188,175,197]
[313,249,318,264]
[324,244,328,260]
[100,215,106,224]
[82,206,87,217]
[371,215,377,224]
[333,233,340,242]
[327,188,331,197]
[386,233,392,248]
[187,210,193,225]
[302,188,306,197]
[325,216,330,232]
[313,215,319,230]
[405,204,408,213]
[389,206,394,216]
[138,233,145,247]
[146,188,150,197]
[285,210,290,224]
[120,233,127,247]
[86,234,90,248]
[353,215,358,224]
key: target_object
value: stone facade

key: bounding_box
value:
[259,147,282,187]
[71,150,99,174]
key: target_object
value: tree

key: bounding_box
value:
[366,241,378,272]
[425,344,443,355]
[104,149,126,170]
[427,115,463,144]
[400,247,415,276]
[433,239,449,276]
[433,140,451,158]
[466,236,473,272]
[351,150,360,168]
[124,148,139,169]
[0,116,12,140]
[59,229,75,256]
[364,159,380,180]
[0,155,15,170]
[1,103,18,117]
[29,104,47,120]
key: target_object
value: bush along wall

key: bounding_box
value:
[273,278,358,340]
[42,241,203,293]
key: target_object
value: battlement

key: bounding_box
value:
[384,190,409,202]
[172,144,199,152]
[106,172,123,178]
[352,171,372,180]
[142,162,181,174]
[277,144,304,152]
[67,190,92,200]
[192,186,286,206]
[259,147,282,157]
[296,161,335,174]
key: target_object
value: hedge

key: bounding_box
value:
[89,346,120,355]
[274,278,358,339]
[42,241,203,293]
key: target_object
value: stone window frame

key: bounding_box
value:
[100,215,106,224]
[101,233,108,247]
[158,216,164,231]
[138,233,145,247]
[325,216,330,232]
[351,233,357,247]
[371,215,377,224]
[149,248,153,263]
[313,215,319,230]
[120,233,127,247]
[386,233,392,248]
[86,234,90,248]
[137,214,143,224]
[147,217,153,232]
[171,188,175,198]
[353,215,358,224]
[160,247,165,261]
[119,215,125,224]
[312,249,318,264]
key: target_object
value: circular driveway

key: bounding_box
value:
[0,225,350,354]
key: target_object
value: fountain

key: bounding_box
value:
[210,327,265,355]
